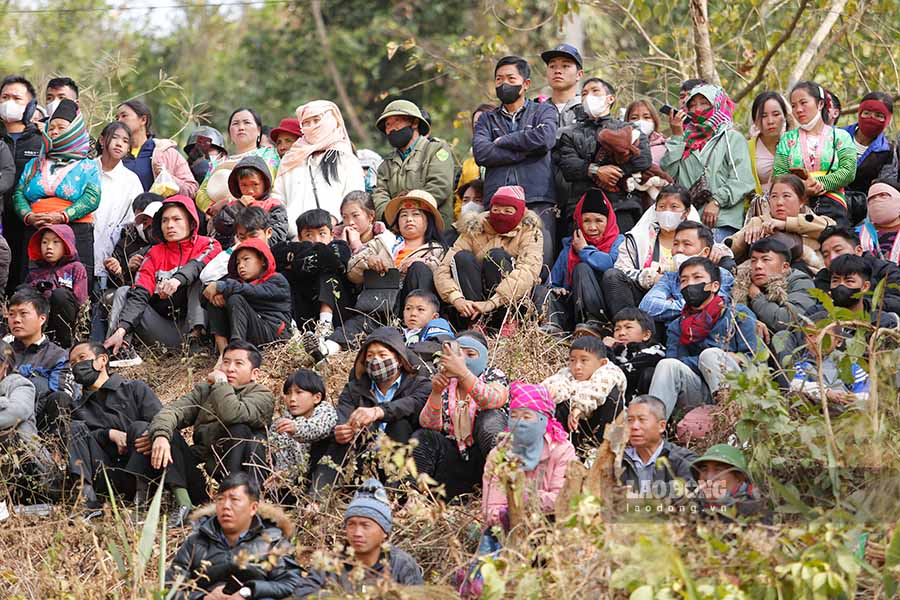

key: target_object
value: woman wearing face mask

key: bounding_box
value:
[195,106,280,216]
[309,327,431,496]
[859,180,900,263]
[14,99,101,284]
[271,100,363,239]
[748,92,790,195]
[412,331,509,499]
[626,99,667,166]
[481,381,576,541]
[841,92,897,224]
[773,82,857,227]
[661,84,754,243]
[444,178,484,246]
[537,188,622,333]
[555,77,652,234]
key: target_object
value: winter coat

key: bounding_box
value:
[271,148,363,237]
[373,136,456,229]
[620,440,697,491]
[435,210,543,311]
[842,124,896,195]
[553,114,652,223]
[1,124,44,219]
[11,335,74,400]
[727,207,834,272]
[271,239,351,283]
[166,503,300,600]
[109,222,154,288]
[813,252,900,315]
[115,195,222,333]
[482,432,577,527]
[336,327,431,431]
[549,234,625,289]
[660,128,755,230]
[0,140,14,203]
[215,237,292,334]
[123,137,198,198]
[346,229,444,286]
[542,362,628,417]
[292,546,424,597]
[147,380,274,460]
[473,100,558,206]
[731,265,817,333]
[640,267,735,323]
[25,224,89,304]
[0,373,38,444]
[607,340,666,400]
[73,375,162,453]
[665,301,758,375]
[213,154,289,245]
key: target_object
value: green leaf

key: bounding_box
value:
[135,472,166,578]
[630,585,654,600]
[107,540,127,576]
[481,560,507,600]
[884,519,900,595]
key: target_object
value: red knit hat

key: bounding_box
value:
[488,185,526,234]
[270,117,302,141]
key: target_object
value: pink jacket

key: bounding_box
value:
[151,139,198,198]
[481,433,577,527]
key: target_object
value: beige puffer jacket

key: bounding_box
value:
[346,229,445,285]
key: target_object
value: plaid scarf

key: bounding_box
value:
[679,294,725,346]
[682,85,734,159]
[24,111,91,184]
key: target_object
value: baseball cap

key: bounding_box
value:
[541,43,583,68]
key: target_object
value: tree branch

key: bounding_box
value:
[310,0,371,146]
[733,0,810,103]
[598,0,684,68]
[690,0,721,85]
[787,0,850,88]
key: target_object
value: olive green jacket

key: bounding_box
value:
[373,137,455,229]
[148,380,275,459]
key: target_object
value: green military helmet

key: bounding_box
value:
[376,99,431,136]
[690,444,750,480]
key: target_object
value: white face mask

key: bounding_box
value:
[45,99,61,119]
[656,210,683,231]
[0,100,25,123]
[633,119,654,137]
[582,94,610,119]
[460,201,482,216]
[672,253,690,270]
[799,110,822,132]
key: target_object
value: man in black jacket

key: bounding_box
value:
[0,75,44,293]
[817,226,900,315]
[166,472,301,600]
[554,77,652,233]
[310,327,431,496]
[620,395,696,499]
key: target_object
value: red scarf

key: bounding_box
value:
[679,295,725,345]
[566,192,619,285]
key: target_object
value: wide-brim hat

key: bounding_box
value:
[376,99,430,135]
[383,189,443,230]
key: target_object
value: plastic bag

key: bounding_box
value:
[149,166,180,197]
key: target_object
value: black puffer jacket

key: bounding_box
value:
[813,251,900,315]
[336,327,431,429]
[215,237,292,332]
[166,503,301,599]
[554,114,651,225]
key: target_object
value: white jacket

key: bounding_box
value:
[94,159,144,277]
[271,149,364,239]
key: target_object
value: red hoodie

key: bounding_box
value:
[216,237,292,333]
[25,223,89,304]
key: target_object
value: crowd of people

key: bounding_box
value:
[0,40,897,595]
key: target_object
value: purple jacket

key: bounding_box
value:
[25,223,88,304]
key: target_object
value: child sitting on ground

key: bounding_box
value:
[204,237,292,361]
[268,368,338,487]
[542,336,628,451]
[333,191,388,255]
[213,154,288,246]
[603,307,666,401]
[274,209,352,340]
[25,224,88,348]
[200,205,273,288]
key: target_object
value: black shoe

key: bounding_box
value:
[301,331,327,363]
[167,504,191,529]
[187,335,210,357]
[110,344,143,368]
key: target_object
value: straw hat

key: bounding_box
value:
[383,189,444,230]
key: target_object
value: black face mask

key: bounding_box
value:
[495,83,523,105]
[831,285,862,308]
[682,282,713,308]
[72,359,101,388]
[387,126,414,149]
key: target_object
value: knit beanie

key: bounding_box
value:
[488,185,526,234]
[344,478,392,534]
[579,188,610,216]
[50,99,79,124]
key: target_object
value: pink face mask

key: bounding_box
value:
[868,196,900,226]
[302,111,338,145]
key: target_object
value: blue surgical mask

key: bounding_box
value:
[509,413,547,471]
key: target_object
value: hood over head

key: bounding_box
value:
[152,194,200,243]
[227,154,273,200]
[353,326,417,380]
[28,223,78,262]
[227,237,277,283]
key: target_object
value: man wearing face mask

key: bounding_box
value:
[640,221,735,325]
[310,327,431,497]
[474,56,559,270]
[648,257,758,421]
[372,100,455,229]
[1,75,43,294]
[44,77,79,114]
[554,77,652,234]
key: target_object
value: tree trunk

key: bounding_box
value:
[690,0,720,85]
[787,0,850,88]
[310,0,371,146]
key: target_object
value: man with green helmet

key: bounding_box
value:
[372,99,455,230]
[691,444,765,518]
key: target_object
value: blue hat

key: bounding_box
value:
[344,479,392,535]
[541,43,583,68]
